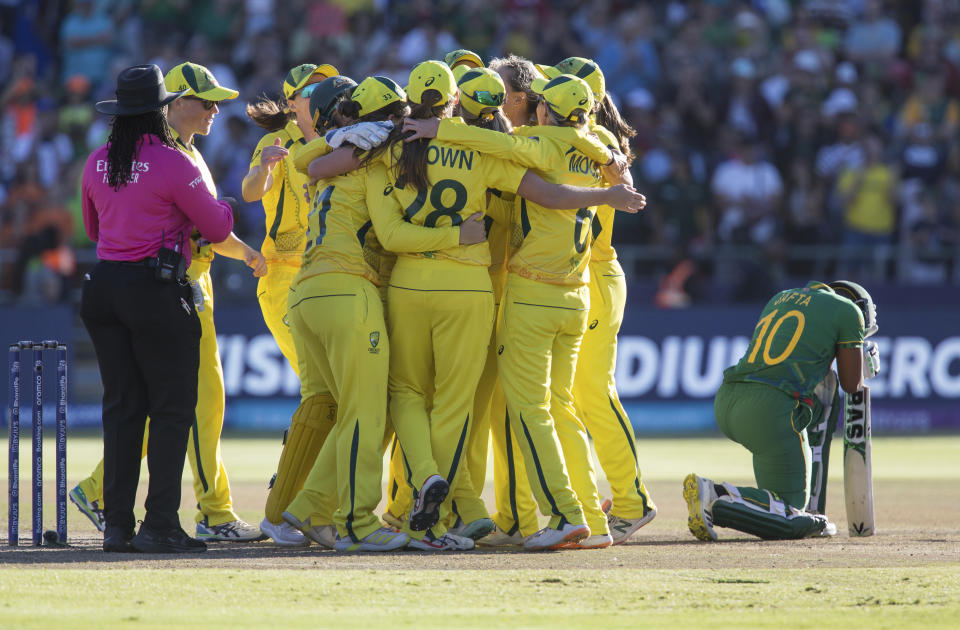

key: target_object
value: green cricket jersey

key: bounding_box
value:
[723,281,865,398]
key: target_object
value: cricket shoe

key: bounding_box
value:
[196,517,264,542]
[69,486,105,532]
[559,533,613,549]
[523,523,590,551]
[450,517,495,541]
[476,524,526,547]
[407,531,475,551]
[382,510,406,530]
[409,474,449,531]
[260,517,308,546]
[334,527,409,552]
[607,508,658,545]
[282,511,337,549]
[683,473,719,542]
[804,515,838,538]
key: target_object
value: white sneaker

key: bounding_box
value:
[560,533,613,549]
[682,473,718,542]
[523,523,590,551]
[607,508,658,545]
[260,517,308,546]
[334,527,409,552]
[195,518,264,542]
[407,531,475,551]
[477,524,526,547]
[282,511,336,549]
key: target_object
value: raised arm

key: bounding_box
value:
[516,171,645,213]
[242,137,288,202]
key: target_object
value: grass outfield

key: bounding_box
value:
[1,435,959,629]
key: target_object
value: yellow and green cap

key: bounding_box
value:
[283,63,340,99]
[444,49,484,69]
[164,62,238,101]
[457,67,505,119]
[537,57,605,103]
[407,60,458,106]
[531,74,594,122]
[352,76,407,117]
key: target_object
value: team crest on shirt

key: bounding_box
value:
[369,331,381,354]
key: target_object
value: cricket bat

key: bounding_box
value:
[843,385,875,536]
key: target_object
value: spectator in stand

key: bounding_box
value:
[896,69,960,141]
[711,134,784,246]
[716,58,774,142]
[816,113,865,179]
[837,134,899,250]
[59,75,94,157]
[845,0,903,64]
[59,0,114,90]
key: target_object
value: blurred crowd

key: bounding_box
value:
[3,0,960,305]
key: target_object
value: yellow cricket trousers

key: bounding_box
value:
[387,257,494,535]
[572,259,655,519]
[497,273,597,531]
[257,259,301,376]
[283,273,388,540]
[77,264,240,526]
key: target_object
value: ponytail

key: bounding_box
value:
[393,91,452,191]
[595,92,636,163]
[246,94,292,132]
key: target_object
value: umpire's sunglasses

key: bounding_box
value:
[183,96,221,110]
[467,90,504,107]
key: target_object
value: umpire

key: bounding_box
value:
[80,65,234,553]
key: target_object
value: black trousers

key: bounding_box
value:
[80,261,201,532]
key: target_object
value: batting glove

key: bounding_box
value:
[862,340,881,379]
[325,121,394,150]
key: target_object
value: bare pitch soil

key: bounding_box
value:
[3,479,957,571]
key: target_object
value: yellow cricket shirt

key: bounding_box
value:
[508,125,605,286]
[295,157,460,287]
[249,121,311,259]
[378,138,527,267]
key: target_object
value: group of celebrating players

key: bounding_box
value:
[71,46,875,553]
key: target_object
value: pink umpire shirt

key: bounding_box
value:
[81,134,233,266]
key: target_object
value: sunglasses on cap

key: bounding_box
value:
[467,90,503,107]
[183,95,221,110]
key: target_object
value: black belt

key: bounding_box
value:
[101,258,159,269]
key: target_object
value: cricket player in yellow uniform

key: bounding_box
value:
[242,63,346,545]
[541,57,658,545]
[70,62,265,541]
[494,74,646,550]
[278,75,491,550]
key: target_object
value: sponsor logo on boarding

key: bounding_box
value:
[369,331,381,354]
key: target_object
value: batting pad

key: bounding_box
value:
[711,484,826,540]
[264,393,337,523]
[807,370,841,514]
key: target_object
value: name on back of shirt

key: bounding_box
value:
[773,290,813,308]
[568,152,600,178]
[428,146,474,170]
